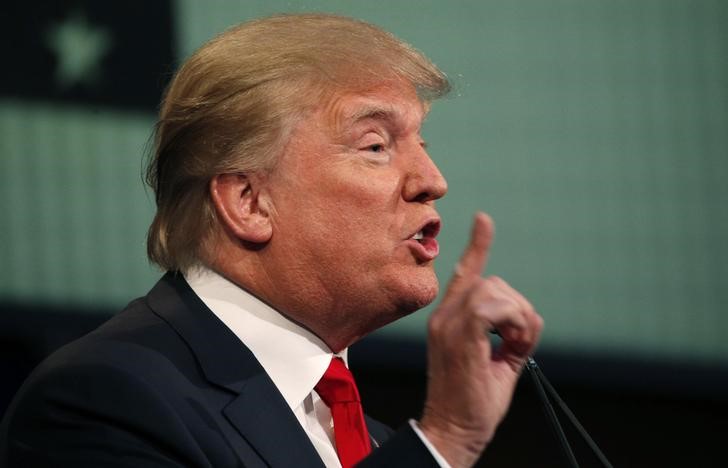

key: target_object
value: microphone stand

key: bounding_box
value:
[524,356,614,468]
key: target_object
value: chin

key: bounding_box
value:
[344,270,438,344]
[391,269,439,315]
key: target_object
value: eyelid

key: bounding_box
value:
[357,131,388,150]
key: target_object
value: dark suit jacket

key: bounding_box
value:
[0,272,438,467]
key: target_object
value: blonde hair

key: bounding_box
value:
[146,13,450,271]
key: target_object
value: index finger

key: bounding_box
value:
[445,212,494,297]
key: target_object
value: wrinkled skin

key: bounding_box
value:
[210,81,543,467]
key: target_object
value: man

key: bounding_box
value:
[0,13,542,467]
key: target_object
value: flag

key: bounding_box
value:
[2,0,175,111]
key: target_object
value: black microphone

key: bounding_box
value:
[490,330,613,468]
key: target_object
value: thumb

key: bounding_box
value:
[443,212,494,301]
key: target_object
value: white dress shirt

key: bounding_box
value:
[184,266,449,468]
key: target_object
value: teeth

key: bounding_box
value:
[412,231,424,240]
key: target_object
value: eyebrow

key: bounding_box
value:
[346,105,400,126]
[330,98,428,138]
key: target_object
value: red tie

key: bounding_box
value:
[315,357,372,468]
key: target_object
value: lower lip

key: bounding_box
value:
[406,238,439,262]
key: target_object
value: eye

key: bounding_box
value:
[368,143,385,153]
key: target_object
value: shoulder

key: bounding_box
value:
[1,349,206,466]
[36,295,198,386]
[0,299,214,466]
[9,292,214,414]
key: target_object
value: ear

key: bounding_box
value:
[210,173,273,244]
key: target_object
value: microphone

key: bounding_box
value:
[490,330,613,468]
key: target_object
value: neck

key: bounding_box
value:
[208,249,366,353]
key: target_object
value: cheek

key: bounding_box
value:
[274,156,404,262]
[328,169,395,203]
[327,175,403,230]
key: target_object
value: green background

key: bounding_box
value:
[1,0,726,365]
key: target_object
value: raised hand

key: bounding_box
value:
[419,213,544,468]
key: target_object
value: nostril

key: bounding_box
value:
[413,192,433,203]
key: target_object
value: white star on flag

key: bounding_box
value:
[45,10,113,90]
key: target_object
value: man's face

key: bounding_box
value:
[261,82,447,345]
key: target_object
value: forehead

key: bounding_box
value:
[324,84,427,134]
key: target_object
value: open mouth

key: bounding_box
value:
[408,219,441,261]
[410,220,441,243]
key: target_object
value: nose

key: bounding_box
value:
[402,145,448,203]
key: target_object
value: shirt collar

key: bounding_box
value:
[184,266,346,411]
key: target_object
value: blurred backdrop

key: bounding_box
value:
[1,1,727,466]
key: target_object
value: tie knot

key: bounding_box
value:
[315,357,361,406]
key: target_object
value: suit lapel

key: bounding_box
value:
[365,415,393,448]
[146,272,325,467]
[223,371,325,468]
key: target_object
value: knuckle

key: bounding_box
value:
[501,296,522,314]
[452,262,465,278]
[474,277,495,294]
[533,313,545,331]
[484,275,501,285]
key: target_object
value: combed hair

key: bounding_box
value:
[146,13,450,271]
